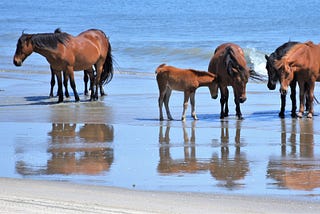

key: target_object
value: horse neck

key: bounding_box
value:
[197,73,214,86]
[33,46,57,62]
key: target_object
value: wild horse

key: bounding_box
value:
[275,41,320,118]
[13,28,113,102]
[265,42,300,117]
[48,29,107,98]
[208,43,252,119]
[156,64,216,121]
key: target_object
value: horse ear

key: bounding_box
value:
[265,54,269,61]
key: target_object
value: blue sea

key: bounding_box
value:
[1,0,320,76]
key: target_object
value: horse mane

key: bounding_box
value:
[274,42,311,71]
[30,29,70,49]
[189,69,213,77]
[155,63,167,74]
[273,41,300,60]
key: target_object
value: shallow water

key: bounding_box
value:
[0,72,320,201]
[2,0,320,75]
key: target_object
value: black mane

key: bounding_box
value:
[271,41,300,61]
[22,29,70,50]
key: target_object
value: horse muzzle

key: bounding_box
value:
[13,59,22,66]
[267,82,276,90]
[211,94,218,99]
[239,96,247,103]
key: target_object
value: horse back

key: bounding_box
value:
[156,64,204,91]
[208,43,247,77]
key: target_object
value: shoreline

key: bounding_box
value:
[1,70,320,213]
[1,177,320,214]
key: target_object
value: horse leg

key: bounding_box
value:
[66,68,80,102]
[84,70,89,95]
[164,88,173,120]
[235,99,243,120]
[279,94,286,118]
[190,91,198,120]
[182,91,190,121]
[305,83,310,112]
[63,71,70,98]
[297,81,305,118]
[219,87,227,119]
[224,88,229,117]
[234,89,243,120]
[100,83,105,96]
[49,66,55,97]
[55,70,63,103]
[306,81,315,118]
[289,80,297,117]
[158,87,167,121]
[93,65,104,100]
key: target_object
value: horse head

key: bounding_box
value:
[265,54,278,90]
[13,33,34,66]
[274,58,293,96]
[225,48,249,103]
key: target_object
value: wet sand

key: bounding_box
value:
[1,177,320,214]
[1,70,320,213]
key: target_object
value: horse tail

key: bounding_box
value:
[100,39,114,85]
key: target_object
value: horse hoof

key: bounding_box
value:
[290,113,297,118]
[238,117,244,120]
[307,113,313,119]
[297,112,303,118]
[278,112,285,118]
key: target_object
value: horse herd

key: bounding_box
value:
[12,29,320,120]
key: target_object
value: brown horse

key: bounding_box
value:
[275,41,320,118]
[13,28,113,102]
[208,43,251,119]
[156,64,216,121]
[265,41,300,118]
[48,29,106,98]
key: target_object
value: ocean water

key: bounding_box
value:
[1,0,320,76]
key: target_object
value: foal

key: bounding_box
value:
[156,64,216,121]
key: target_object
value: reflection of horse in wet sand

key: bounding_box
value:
[157,120,249,189]
[267,119,320,191]
[158,121,209,174]
[156,64,216,121]
[275,41,320,118]
[208,43,251,119]
[15,123,114,176]
[210,120,249,189]
[47,123,114,175]
[13,28,113,102]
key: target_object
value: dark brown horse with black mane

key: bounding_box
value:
[208,43,251,119]
[13,28,113,102]
[275,41,320,118]
[265,41,300,117]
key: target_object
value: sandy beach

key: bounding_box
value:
[1,70,320,213]
[1,177,320,214]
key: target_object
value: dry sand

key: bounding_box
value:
[1,70,320,213]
